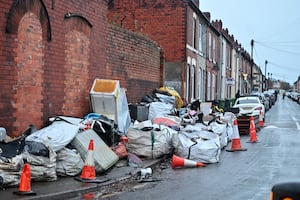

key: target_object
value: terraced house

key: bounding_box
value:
[108,0,261,103]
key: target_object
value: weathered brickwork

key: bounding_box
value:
[12,12,44,136]
[0,0,162,137]
[107,25,162,103]
[62,18,92,118]
[108,0,186,63]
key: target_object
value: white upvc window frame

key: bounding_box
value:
[212,36,216,63]
[198,23,203,53]
[212,73,216,100]
[207,71,211,100]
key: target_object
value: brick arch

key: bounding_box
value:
[64,13,93,29]
[64,13,92,36]
[6,0,52,41]
[13,12,44,136]
[62,17,92,117]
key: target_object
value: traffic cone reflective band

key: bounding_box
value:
[259,110,264,127]
[13,163,36,196]
[248,116,259,143]
[171,154,205,168]
[226,119,247,152]
[80,139,96,180]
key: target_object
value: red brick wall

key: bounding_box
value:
[108,0,186,63]
[107,25,162,103]
[12,12,44,135]
[0,0,162,137]
[0,0,110,136]
[62,17,92,118]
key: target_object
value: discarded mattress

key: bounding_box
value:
[71,129,119,173]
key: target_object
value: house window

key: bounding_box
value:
[202,69,206,100]
[212,73,216,100]
[191,64,195,101]
[198,23,203,53]
[192,17,197,48]
[207,71,211,100]
[186,64,190,101]
[212,36,216,62]
[226,46,231,69]
[198,68,202,100]
[198,68,201,99]
[208,32,212,60]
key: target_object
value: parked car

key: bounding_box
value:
[233,96,265,121]
[250,92,270,111]
[285,91,292,98]
[264,91,276,105]
[263,93,272,109]
[290,92,300,102]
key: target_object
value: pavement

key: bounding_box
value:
[1,158,164,200]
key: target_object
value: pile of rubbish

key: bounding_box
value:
[0,80,239,189]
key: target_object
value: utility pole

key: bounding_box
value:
[235,47,240,95]
[264,60,268,91]
[250,39,254,93]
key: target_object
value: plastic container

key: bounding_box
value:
[129,104,149,122]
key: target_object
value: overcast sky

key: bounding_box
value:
[200,0,300,85]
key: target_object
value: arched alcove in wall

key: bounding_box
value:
[13,12,44,136]
[62,14,92,117]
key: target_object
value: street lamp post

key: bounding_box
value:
[264,60,268,91]
[267,72,270,90]
[250,39,254,92]
[270,73,272,89]
[235,47,241,95]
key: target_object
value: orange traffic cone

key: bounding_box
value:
[13,163,36,196]
[171,154,205,168]
[80,139,96,179]
[248,116,259,143]
[226,119,247,152]
[259,110,264,127]
[75,139,108,183]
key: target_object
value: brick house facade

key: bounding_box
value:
[108,0,211,102]
[204,14,220,101]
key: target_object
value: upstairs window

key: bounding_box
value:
[226,46,231,69]
[192,16,197,48]
[208,32,212,60]
[212,36,216,62]
[198,23,203,53]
